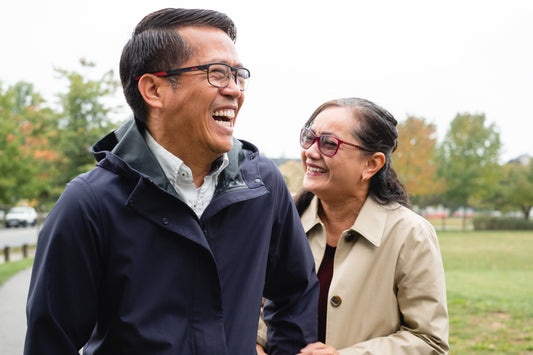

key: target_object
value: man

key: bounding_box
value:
[25,8,318,354]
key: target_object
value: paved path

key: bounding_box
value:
[0,267,32,354]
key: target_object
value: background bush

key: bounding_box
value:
[473,216,533,230]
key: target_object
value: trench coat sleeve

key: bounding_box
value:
[25,177,103,354]
[261,181,319,355]
[338,222,449,355]
[257,300,268,348]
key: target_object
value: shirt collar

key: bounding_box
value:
[143,130,229,186]
[301,195,394,247]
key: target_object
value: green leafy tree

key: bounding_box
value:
[1,61,123,210]
[497,161,533,220]
[54,60,121,189]
[437,113,501,229]
[0,81,59,207]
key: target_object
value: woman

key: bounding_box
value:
[258,97,448,354]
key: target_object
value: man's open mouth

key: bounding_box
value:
[213,109,235,127]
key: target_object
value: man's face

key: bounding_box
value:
[158,26,245,162]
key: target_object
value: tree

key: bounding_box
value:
[394,116,443,207]
[278,159,304,194]
[53,60,121,188]
[0,81,60,207]
[498,161,533,220]
[0,60,123,210]
[437,112,501,229]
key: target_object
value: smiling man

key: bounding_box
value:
[24,8,318,355]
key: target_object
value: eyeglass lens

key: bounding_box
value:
[300,129,339,156]
[208,64,249,91]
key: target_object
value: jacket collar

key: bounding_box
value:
[93,118,176,195]
[300,195,398,247]
[92,118,261,199]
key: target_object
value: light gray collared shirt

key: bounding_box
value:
[144,131,229,218]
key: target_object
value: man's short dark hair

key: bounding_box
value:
[119,8,237,122]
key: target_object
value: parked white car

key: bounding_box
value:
[4,207,38,228]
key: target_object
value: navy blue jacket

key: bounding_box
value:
[25,119,318,354]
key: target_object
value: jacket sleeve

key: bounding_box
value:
[261,170,319,355]
[339,222,449,355]
[25,177,104,354]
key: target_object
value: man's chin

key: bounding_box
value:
[215,139,234,155]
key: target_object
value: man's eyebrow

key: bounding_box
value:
[210,58,245,67]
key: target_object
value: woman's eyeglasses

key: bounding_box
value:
[299,128,369,157]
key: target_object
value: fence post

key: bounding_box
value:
[22,244,28,258]
[3,246,9,262]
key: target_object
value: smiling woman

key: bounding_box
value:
[258,97,449,355]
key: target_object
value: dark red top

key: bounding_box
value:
[317,244,336,343]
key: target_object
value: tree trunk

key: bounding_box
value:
[524,206,532,221]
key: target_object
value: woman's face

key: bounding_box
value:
[301,106,369,201]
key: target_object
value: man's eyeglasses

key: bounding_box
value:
[300,128,369,157]
[134,63,250,91]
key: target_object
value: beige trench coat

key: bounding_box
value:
[259,196,449,354]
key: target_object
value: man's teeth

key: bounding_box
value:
[308,167,326,173]
[213,110,234,127]
[216,120,232,127]
[213,110,235,119]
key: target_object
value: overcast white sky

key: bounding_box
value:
[1,0,532,162]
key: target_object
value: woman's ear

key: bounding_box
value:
[363,152,386,180]
[137,75,164,109]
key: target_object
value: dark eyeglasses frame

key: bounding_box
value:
[300,128,370,157]
[134,62,250,91]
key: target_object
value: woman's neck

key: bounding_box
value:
[318,197,365,247]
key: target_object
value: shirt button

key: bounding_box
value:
[330,296,342,307]
[162,217,169,225]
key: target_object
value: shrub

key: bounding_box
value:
[473,216,533,230]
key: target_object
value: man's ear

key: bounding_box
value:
[137,75,164,109]
[364,152,386,180]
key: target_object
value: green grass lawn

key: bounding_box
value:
[1,230,532,353]
[440,230,533,354]
[0,257,34,286]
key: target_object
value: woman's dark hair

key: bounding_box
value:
[294,97,410,215]
[119,8,237,122]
